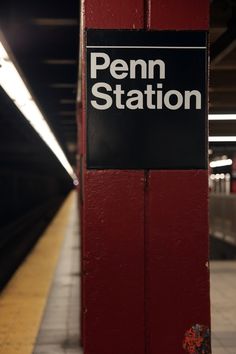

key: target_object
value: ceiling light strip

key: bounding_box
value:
[209,114,236,120]
[209,136,236,142]
[210,159,233,168]
[0,39,77,181]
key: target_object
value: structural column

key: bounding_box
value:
[145,2,210,353]
[80,1,210,354]
[82,2,145,354]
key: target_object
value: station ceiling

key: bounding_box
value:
[0,0,236,174]
[0,0,79,175]
[210,0,236,137]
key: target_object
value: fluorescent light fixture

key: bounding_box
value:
[209,136,236,142]
[210,159,233,168]
[209,114,236,120]
[0,35,77,181]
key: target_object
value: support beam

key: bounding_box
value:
[146,1,210,353]
[82,2,145,354]
[80,1,210,354]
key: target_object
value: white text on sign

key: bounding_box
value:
[90,52,202,111]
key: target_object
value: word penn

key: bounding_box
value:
[89,52,202,111]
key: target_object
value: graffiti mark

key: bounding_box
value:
[183,324,211,354]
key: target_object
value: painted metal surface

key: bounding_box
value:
[82,0,210,353]
[82,1,145,353]
[82,0,144,354]
[148,0,209,30]
[84,0,144,29]
[146,2,210,353]
[146,171,210,353]
[83,170,145,354]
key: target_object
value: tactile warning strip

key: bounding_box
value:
[0,192,74,354]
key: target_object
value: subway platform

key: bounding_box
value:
[0,192,82,354]
[0,192,235,354]
[211,261,236,354]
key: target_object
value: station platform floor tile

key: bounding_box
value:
[211,260,236,354]
[33,193,82,354]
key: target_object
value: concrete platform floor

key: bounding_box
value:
[211,261,236,354]
[33,195,82,354]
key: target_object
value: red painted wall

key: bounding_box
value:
[81,1,210,353]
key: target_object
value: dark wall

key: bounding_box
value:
[0,88,73,229]
[0,171,71,228]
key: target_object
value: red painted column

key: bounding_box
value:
[146,1,211,354]
[83,171,145,354]
[80,1,210,354]
[77,101,84,346]
[82,1,145,354]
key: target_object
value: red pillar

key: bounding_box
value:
[145,1,211,354]
[81,1,210,354]
[82,2,145,354]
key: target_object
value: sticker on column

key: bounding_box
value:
[183,324,211,353]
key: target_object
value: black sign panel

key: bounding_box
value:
[86,29,207,169]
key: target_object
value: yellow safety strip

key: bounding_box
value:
[0,191,75,354]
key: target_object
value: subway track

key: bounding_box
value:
[0,196,66,290]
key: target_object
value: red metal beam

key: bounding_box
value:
[145,171,210,353]
[146,1,210,353]
[148,0,209,30]
[82,1,145,353]
[81,1,210,354]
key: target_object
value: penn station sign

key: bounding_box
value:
[90,54,202,111]
[86,30,207,169]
